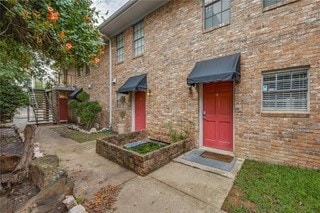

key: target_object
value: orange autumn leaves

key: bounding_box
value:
[47,7,59,21]
[46,5,102,64]
[65,43,72,50]
[47,7,72,52]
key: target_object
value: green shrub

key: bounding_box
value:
[77,91,90,102]
[165,121,193,142]
[0,78,28,122]
[68,91,102,130]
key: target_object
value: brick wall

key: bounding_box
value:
[74,0,320,169]
[73,55,110,127]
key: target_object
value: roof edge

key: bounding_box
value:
[98,0,139,31]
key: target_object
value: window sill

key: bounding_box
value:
[202,22,230,34]
[261,111,310,118]
[262,0,299,12]
[133,54,144,60]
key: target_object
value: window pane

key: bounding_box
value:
[262,68,308,111]
[264,74,276,82]
[222,0,231,10]
[263,101,276,109]
[212,14,221,26]
[292,79,307,89]
[204,0,213,5]
[292,72,307,79]
[133,21,144,55]
[221,10,230,23]
[205,5,213,18]
[263,93,276,100]
[205,18,213,29]
[277,81,291,90]
[277,92,291,100]
[264,82,276,91]
[213,1,221,14]
[85,64,90,75]
[292,91,307,100]
[277,73,290,81]
[263,0,283,7]
[293,101,307,110]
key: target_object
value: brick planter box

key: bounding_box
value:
[96,132,194,176]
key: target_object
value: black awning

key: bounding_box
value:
[68,88,83,99]
[187,53,240,85]
[118,74,147,94]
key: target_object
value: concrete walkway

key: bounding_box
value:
[34,126,234,212]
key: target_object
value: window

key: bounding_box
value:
[116,93,126,108]
[133,21,144,57]
[204,0,231,30]
[263,0,283,7]
[116,33,124,62]
[262,68,308,111]
[77,68,82,77]
[85,64,90,75]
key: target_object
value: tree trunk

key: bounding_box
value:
[2,124,36,188]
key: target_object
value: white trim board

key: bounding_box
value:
[131,92,135,132]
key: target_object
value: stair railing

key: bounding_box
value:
[28,87,39,125]
[44,91,57,123]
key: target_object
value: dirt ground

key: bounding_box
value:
[0,178,39,212]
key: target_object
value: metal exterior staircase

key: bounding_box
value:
[28,88,56,124]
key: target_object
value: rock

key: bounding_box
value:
[34,143,43,158]
[89,128,97,133]
[17,177,74,213]
[63,195,77,210]
[29,155,63,190]
[69,204,87,213]
[0,126,23,173]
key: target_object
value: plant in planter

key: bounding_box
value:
[165,121,194,142]
[117,110,126,134]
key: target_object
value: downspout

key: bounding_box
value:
[106,37,112,128]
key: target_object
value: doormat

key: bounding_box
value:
[181,149,236,172]
[200,151,234,163]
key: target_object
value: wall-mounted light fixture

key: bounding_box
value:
[88,84,92,89]
[147,89,152,96]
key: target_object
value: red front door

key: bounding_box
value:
[59,98,68,121]
[203,82,233,151]
[135,91,146,131]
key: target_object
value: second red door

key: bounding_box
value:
[135,91,146,131]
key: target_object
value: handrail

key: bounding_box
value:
[44,91,56,122]
[28,87,39,125]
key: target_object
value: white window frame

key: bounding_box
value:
[133,21,144,57]
[261,68,309,112]
[116,33,124,62]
